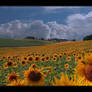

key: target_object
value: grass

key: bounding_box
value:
[0,38,56,47]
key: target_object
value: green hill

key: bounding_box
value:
[0,38,56,47]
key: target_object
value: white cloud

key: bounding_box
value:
[0,20,51,39]
[43,6,81,11]
[0,11,92,40]
[66,11,92,40]
[25,20,51,39]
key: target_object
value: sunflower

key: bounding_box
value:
[3,56,6,59]
[75,61,92,83]
[24,67,45,86]
[17,57,20,61]
[27,56,34,63]
[3,63,8,69]
[58,54,62,59]
[20,60,27,66]
[34,56,40,62]
[24,57,27,60]
[42,54,45,57]
[13,62,18,68]
[41,57,45,62]
[85,64,92,82]
[66,56,71,62]
[52,73,77,86]
[4,61,14,68]
[7,56,11,59]
[31,63,37,69]
[64,64,69,69]
[89,49,92,53]
[53,54,58,58]
[7,80,26,86]
[45,56,50,61]
[52,73,92,86]
[6,72,19,83]
[52,57,57,61]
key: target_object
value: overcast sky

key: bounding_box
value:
[0,6,92,40]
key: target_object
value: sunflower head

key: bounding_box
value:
[41,57,46,62]
[52,57,57,61]
[27,56,34,62]
[53,54,58,58]
[3,63,8,69]
[45,56,50,61]
[5,61,14,68]
[66,56,71,62]
[20,60,27,66]
[13,62,18,68]
[85,65,92,82]
[59,54,62,58]
[64,64,69,69]
[34,56,40,62]
[6,72,19,83]
[24,57,27,60]
[24,67,45,86]
[31,63,37,69]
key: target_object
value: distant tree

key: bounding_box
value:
[40,38,44,40]
[24,36,35,39]
[72,39,76,41]
[83,35,92,41]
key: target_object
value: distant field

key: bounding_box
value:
[0,38,56,47]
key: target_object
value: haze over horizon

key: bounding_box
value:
[0,6,92,40]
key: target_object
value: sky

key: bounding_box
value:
[0,6,92,40]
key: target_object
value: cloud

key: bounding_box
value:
[0,20,51,39]
[25,20,51,39]
[0,11,92,40]
[66,11,92,40]
[43,6,81,11]
[47,21,69,39]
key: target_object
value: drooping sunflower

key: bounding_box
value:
[24,67,45,86]
[6,72,19,83]
[7,80,26,86]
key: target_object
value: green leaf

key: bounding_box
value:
[42,69,50,73]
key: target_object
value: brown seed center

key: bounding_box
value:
[10,75,17,81]
[28,71,42,82]
[7,62,12,66]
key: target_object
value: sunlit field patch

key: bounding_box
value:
[0,40,92,86]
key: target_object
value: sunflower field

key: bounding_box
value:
[0,40,92,86]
